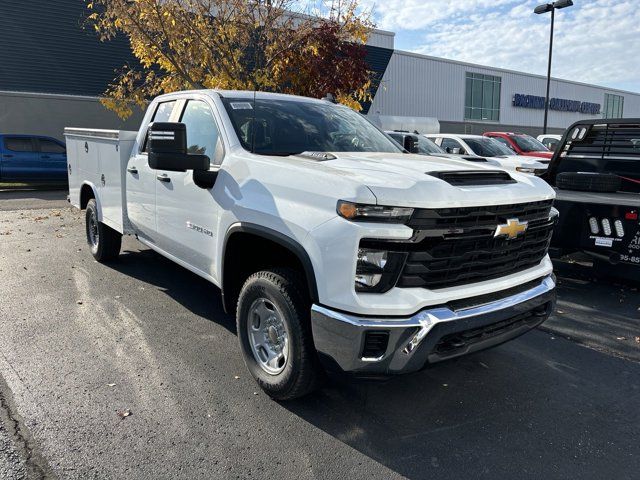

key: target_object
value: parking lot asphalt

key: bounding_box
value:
[0,195,639,479]
[0,189,68,211]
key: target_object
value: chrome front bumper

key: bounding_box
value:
[311,275,556,375]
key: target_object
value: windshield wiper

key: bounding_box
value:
[254,151,302,156]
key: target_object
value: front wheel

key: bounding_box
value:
[236,268,323,400]
[85,198,121,262]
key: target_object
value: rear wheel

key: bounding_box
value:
[85,198,121,262]
[236,268,323,400]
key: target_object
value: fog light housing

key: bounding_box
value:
[355,248,407,293]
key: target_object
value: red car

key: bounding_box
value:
[483,132,553,160]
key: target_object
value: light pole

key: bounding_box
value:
[534,0,574,134]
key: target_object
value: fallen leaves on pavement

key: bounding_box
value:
[117,409,132,419]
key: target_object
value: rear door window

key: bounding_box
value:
[142,100,177,152]
[5,137,35,152]
[152,101,176,123]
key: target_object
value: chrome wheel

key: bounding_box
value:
[247,298,289,375]
[88,211,99,247]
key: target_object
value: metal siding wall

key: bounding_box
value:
[361,46,394,114]
[370,51,640,131]
[367,30,395,49]
[0,92,143,141]
[0,0,137,96]
[369,53,466,120]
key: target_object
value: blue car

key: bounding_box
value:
[0,134,67,182]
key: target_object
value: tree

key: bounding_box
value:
[87,0,374,118]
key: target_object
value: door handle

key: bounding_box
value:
[42,155,50,159]
[156,173,171,182]
[4,154,13,158]
[127,166,138,174]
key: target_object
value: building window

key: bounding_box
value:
[603,93,624,118]
[465,72,501,121]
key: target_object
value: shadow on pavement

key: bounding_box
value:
[286,333,639,479]
[105,242,639,479]
[0,189,69,211]
[548,256,640,361]
[107,245,236,335]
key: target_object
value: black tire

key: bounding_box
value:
[85,198,121,262]
[556,172,621,193]
[236,268,323,400]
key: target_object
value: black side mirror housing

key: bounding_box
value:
[403,135,419,153]
[147,122,209,172]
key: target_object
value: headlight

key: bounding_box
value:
[355,248,407,293]
[337,201,413,223]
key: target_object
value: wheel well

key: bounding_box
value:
[222,230,317,316]
[80,184,95,209]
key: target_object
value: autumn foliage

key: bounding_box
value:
[86,0,374,118]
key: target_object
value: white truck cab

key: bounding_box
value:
[66,90,557,399]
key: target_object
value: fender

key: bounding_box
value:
[79,181,103,221]
[221,223,319,313]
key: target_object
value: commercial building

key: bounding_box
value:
[365,30,640,135]
[2,0,639,140]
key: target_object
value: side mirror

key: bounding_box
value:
[403,135,419,153]
[451,147,462,154]
[147,122,209,172]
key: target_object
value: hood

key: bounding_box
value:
[488,155,548,170]
[310,152,555,208]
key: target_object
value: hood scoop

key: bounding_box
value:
[428,170,516,186]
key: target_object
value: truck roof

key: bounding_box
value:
[155,89,331,105]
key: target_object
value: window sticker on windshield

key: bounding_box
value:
[230,102,253,110]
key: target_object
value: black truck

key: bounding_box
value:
[545,118,640,280]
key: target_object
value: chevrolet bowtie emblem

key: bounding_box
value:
[494,218,528,239]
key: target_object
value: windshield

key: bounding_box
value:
[511,135,549,152]
[221,97,402,156]
[464,137,515,157]
[417,136,446,154]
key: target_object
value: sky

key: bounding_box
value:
[359,0,640,93]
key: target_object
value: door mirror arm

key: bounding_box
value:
[193,166,220,189]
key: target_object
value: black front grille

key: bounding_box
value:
[407,200,553,231]
[428,170,516,186]
[397,200,555,289]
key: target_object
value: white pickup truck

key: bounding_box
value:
[66,90,557,399]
